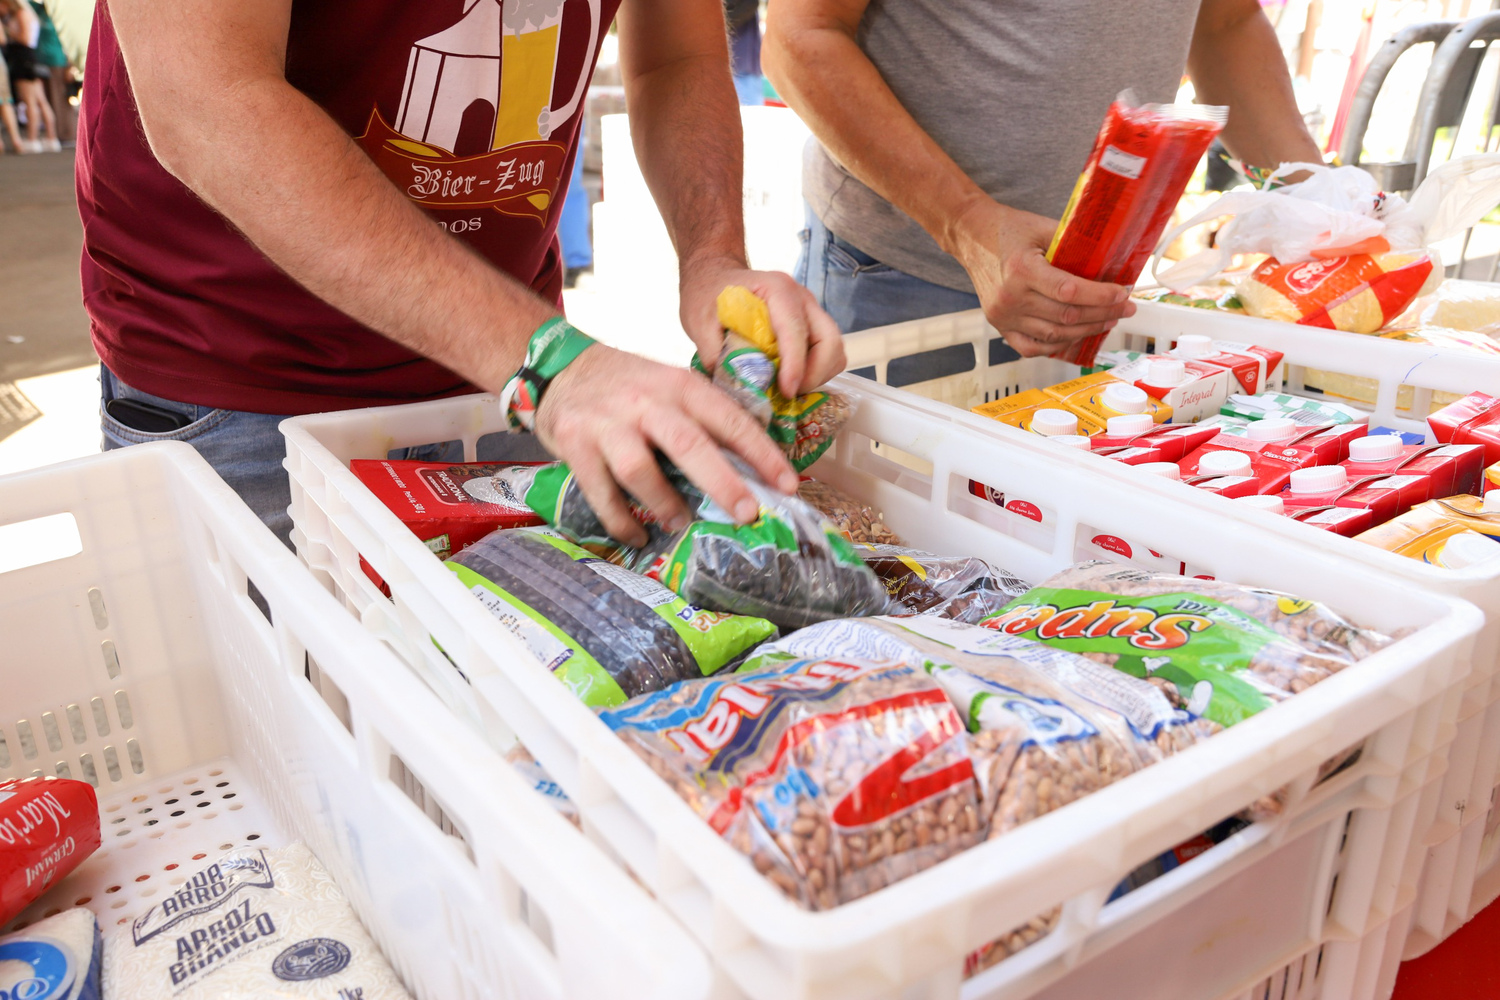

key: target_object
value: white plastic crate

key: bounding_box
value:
[842,303,1500,957]
[0,442,709,1000]
[281,383,1480,1000]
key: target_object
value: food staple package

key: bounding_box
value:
[496,461,888,630]
[1156,154,1500,332]
[1236,251,1435,333]
[704,286,853,471]
[599,650,985,910]
[858,544,1031,623]
[448,528,776,708]
[105,843,413,999]
[1046,93,1226,366]
[1,777,102,925]
[979,562,1393,727]
[350,460,546,560]
[0,907,102,1000]
[797,479,902,546]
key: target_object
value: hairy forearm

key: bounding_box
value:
[138,78,552,393]
[623,50,748,271]
[1188,6,1322,169]
[764,18,988,255]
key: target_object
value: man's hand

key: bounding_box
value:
[534,343,799,547]
[679,259,846,396]
[948,198,1135,358]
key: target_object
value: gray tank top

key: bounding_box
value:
[804,0,1203,292]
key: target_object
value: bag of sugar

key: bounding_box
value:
[105,842,412,999]
[0,907,102,1000]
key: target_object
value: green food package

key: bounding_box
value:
[448,528,776,708]
[978,562,1390,727]
[497,460,889,630]
[1219,392,1366,425]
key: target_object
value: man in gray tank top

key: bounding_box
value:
[765,0,1321,359]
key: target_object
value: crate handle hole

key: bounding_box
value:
[0,513,82,575]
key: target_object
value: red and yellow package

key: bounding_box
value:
[1047,94,1226,367]
[1237,251,1437,333]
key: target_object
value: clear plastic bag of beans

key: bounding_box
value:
[762,616,1219,971]
[498,458,889,630]
[858,544,1031,624]
[598,653,984,910]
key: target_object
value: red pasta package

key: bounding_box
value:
[1047,93,1226,366]
[1,776,102,924]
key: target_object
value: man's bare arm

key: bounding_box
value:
[110,0,796,543]
[618,0,843,393]
[1188,0,1323,169]
[764,0,1132,357]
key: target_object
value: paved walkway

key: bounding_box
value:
[0,150,100,473]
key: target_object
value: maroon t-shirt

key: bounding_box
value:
[78,0,620,414]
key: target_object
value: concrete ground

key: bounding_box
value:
[0,149,101,474]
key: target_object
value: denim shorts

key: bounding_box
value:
[100,366,463,549]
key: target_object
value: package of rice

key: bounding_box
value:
[0,907,102,1000]
[105,842,412,999]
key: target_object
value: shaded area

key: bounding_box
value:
[0,150,96,382]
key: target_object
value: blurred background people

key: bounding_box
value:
[0,0,58,152]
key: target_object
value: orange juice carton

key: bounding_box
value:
[1169,334,1274,395]
[1355,493,1500,564]
[1044,371,1172,425]
[1487,461,1500,494]
[1428,392,1500,465]
[1107,356,1231,423]
[1341,437,1484,499]
[972,389,1107,436]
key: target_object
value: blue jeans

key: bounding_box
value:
[100,366,462,550]
[795,205,1014,384]
[795,205,981,333]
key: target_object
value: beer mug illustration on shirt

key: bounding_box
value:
[372,0,601,221]
[394,0,601,154]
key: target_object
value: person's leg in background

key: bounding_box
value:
[557,146,592,288]
[0,52,22,153]
[728,1,764,106]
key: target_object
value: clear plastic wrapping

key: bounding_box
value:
[448,528,776,707]
[498,460,889,630]
[858,544,1031,623]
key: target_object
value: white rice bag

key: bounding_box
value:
[105,842,412,999]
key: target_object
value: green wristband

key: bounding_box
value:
[501,317,597,432]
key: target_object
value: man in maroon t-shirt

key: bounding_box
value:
[78,0,843,547]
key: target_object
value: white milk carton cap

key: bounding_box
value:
[1032,408,1079,437]
[1347,435,1404,463]
[1101,381,1149,414]
[1237,494,1285,514]
[1290,466,1348,494]
[1198,450,1253,477]
[1172,334,1215,359]
[1439,530,1500,570]
[1247,417,1298,442]
[1146,359,1187,386]
[1106,413,1156,436]
[1049,434,1093,450]
[1138,462,1182,480]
